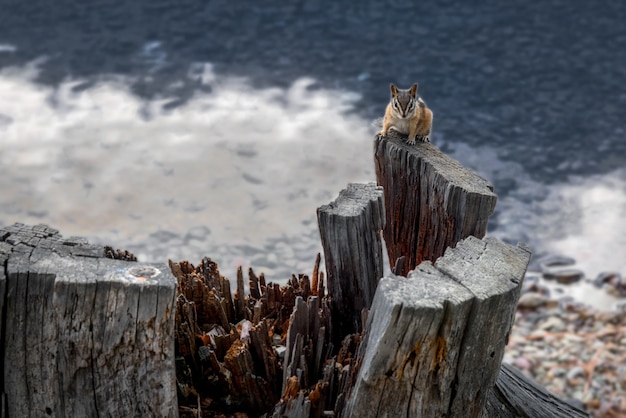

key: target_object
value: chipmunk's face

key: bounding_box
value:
[390,83,418,119]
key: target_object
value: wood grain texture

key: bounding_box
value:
[342,236,531,418]
[435,237,531,417]
[374,134,497,275]
[1,223,177,418]
[317,182,385,339]
[485,363,590,418]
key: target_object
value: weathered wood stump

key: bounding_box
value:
[317,182,385,339]
[374,134,497,275]
[342,236,531,417]
[0,223,177,417]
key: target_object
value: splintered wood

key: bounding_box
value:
[171,255,352,418]
[317,182,385,341]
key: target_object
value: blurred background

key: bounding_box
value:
[1,0,625,307]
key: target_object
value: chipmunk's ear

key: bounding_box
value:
[390,83,398,97]
[409,83,418,97]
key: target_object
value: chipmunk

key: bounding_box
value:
[377,83,433,144]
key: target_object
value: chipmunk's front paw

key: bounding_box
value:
[412,135,430,143]
[376,131,386,139]
[406,136,416,145]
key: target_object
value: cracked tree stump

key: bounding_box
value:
[374,134,497,276]
[0,223,177,418]
[342,236,532,417]
[317,182,385,340]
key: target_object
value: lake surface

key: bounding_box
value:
[1,0,625,307]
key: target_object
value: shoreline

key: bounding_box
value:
[509,270,626,417]
[165,244,626,416]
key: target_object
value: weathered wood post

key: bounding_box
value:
[374,135,497,275]
[332,134,588,418]
[0,223,177,417]
[317,183,385,339]
[342,236,531,417]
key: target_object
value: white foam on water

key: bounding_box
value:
[449,142,626,307]
[0,60,374,278]
[542,169,626,278]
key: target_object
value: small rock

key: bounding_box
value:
[524,281,551,297]
[539,316,565,332]
[558,296,578,310]
[513,356,532,370]
[523,345,540,355]
[551,377,566,393]
[593,271,621,288]
[548,367,567,378]
[569,388,585,399]
[518,293,550,309]
[525,311,549,324]
[543,268,584,284]
[539,254,576,269]
[566,366,585,380]
[562,334,585,344]
[568,390,595,404]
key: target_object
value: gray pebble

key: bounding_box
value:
[593,271,621,287]
[566,366,585,380]
[543,268,584,284]
[550,367,567,378]
[518,293,550,309]
[538,254,576,269]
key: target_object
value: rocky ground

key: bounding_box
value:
[505,264,626,418]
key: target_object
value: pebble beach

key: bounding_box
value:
[506,266,626,418]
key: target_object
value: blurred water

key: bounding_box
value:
[1,0,625,306]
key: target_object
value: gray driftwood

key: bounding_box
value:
[342,236,531,418]
[0,223,177,417]
[317,182,385,339]
[487,363,589,418]
[374,134,497,275]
